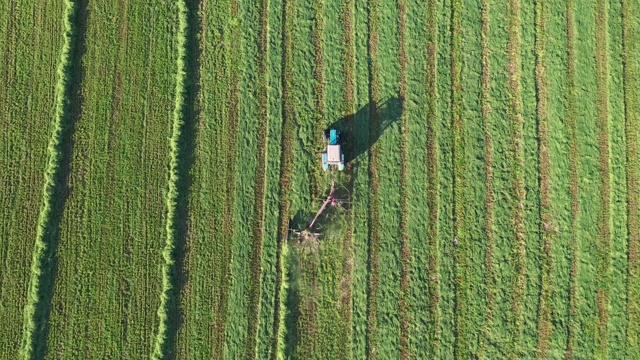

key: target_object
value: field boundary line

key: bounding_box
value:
[565,0,579,357]
[534,0,552,357]
[506,0,526,356]
[397,0,410,358]
[365,0,381,357]
[425,0,441,355]
[20,1,85,358]
[622,0,640,355]
[594,0,612,356]
[245,0,271,357]
[269,0,295,356]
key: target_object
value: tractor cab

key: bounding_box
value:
[322,129,345,171]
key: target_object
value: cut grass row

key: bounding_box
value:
[44,1,177,357]
[397,0,410,357]
[364,0,381,357]
[506,0,527,355]
[594,0,612,355]
[2,0,66,358]
[623,0,640,355]
[534,0,552,356]
[565,0,580,356]
[425,0,440,355]
[152,0,190,357]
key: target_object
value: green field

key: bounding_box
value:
[1,0,640,359]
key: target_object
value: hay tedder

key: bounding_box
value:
[290,180,348,243]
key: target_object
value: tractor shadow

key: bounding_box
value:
[325,96,402,165]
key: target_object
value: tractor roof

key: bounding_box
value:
[327,144,341,163]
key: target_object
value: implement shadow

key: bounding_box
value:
[32,0,88,358]
[163,0,202,358]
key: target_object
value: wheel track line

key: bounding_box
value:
[534,0,552,357]
[425,0,440,355]
[622,0,640,355]
[595,0,612,355]
[245,0,271,357]
[397,0,410,358]
[269,0,295,356]
[311,0,325,199]
[565,0,579,357]
[365,0,381,357]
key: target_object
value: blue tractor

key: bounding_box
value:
[322,129,345,171]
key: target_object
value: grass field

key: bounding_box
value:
[1,0,640,359]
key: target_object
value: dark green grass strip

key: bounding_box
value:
[397,0,409,358]
[245,0,270,358]
[565,0,580,356]
[623,0,640,355]
[426,0,440,356]
[506,0,526,355]
[20,1,79,358]
[594,0,612,356]
[534,0,552,357]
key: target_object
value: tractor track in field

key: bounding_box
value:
[245,0,271,357]
[339,0,356,353]
[565,0,579,357]
[535,1,552,357]
[269,0,295,356]
[595,0,611,354]
[425,0,440,354]
[214,0,239,355]
[622,0,640,354]
[365,0,381,358]
[479,0,496,355]
[397,0,410,358]
[451,0,467,357]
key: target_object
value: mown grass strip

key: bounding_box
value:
[20,1,78,358]
[397,0,409,358]
[270,0,294,356]
[365,0,381,357]
[534,0,552,357]
[565,0,579,357]
[623,0,640,355]
[506,0,526,355]
[450,0,467,357]
[245,0,270,357]
[425,0,440,356]
[152,0,190,358]
[479,0,496,355]
[594,0,611,356]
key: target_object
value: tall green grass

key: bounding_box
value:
[20,1,77,358]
